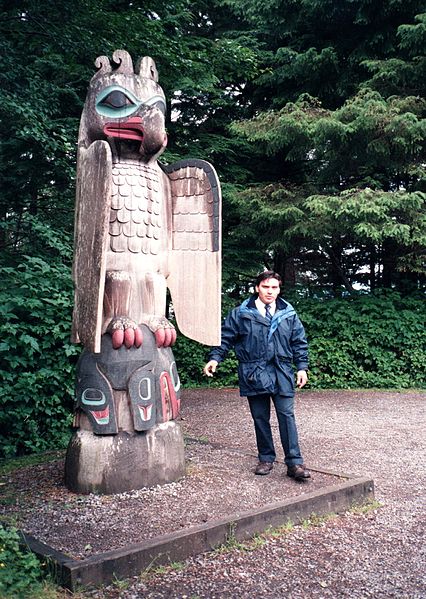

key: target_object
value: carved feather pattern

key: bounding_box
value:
[164,160,220,252]
[109,161,162,254]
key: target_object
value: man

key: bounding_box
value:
[203,271,310,481]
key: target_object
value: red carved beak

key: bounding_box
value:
[103,116,144,141]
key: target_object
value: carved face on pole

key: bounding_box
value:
[79,50,167,162]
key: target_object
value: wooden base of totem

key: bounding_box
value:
[64,421,185,495]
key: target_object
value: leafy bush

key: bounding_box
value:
[173,333,239,389]
[0,525,43,598]
[174,291,426,390]
[172,293,241,389]
[293,290,426,389]
[0,219,79,458]
[1,216,424,460]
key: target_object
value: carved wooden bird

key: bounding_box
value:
[71,50,221,354]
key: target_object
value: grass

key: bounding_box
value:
[0,492,18,508]
[138,555,186,582]
[0,451,65,477]
[212,504,379,558]
[214,520,296,555]
[184,434,210,445]
[5,580,82,599]
[301,512,337,530]
[264,521,294,537]
[349,498,383,514]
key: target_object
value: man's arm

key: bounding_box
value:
[290,315,309,372]
[203,307,239,377]
[296,369,308,388]
[290,314,309,389]
[203,360,218,377]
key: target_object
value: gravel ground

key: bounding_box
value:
[91,388,426,598]
[0,387,340,559]
[2,388,426,597]
[0,439,336,559]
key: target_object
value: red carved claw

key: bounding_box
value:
[107,317,143,349]
[150,317,177,348]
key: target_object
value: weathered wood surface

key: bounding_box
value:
[72,141,112,353]
[72,51,222,352]
[165,159,222,346]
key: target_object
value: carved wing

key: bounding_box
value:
[71,141,112,353]
[162,159,221,346]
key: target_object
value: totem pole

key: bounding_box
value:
[65,50,221,494]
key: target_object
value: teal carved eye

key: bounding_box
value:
[100,90,134,109]
[145,96,167,115]
[81,388,105,406]
[96,86,139,118]
[96,85,166,118]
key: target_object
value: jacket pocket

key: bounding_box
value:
[276,359,295,393]
[239,361,275,394]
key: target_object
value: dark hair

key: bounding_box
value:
[255,270,282,287]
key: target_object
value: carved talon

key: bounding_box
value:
[107,317,143,349]
[146,317,177,348]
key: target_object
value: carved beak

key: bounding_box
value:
[103,116,144,141]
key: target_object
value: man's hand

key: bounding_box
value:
[203,360,218,377]
[296,369,308,389]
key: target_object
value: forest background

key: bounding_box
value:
[0,0,425,457]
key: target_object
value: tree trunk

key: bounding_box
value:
[369,244,377,291]
[328,243,355,296]
[381,241,397,288]
[273,250,296,287]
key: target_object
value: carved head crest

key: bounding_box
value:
[91,50,159,82]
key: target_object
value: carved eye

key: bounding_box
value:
[144,95,167,115]
[96,86,140,118]
[154,100,166,115]
[99,90,135,110]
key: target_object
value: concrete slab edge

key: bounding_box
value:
[23,473,374,590]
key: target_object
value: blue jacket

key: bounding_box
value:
[209,295,308,397]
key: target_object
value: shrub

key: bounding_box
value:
[293,290,426,389]
[0,220,79,458]
[174,290,426,390]
[0,525,43,598]
[1,214,424,459]
[173,333,238,388]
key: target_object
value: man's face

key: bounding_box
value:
[255,278,281,304]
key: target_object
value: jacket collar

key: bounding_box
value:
[246,294,288,311]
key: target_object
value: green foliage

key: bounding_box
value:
[176,292,426,390]
[0,218,78,458]
[0,524,67,598]
[231,87,426,291]
[0,525,42,599]
[173,334,211,388]
[293,291,426,389]
[0,451,64,477]
[0,0,425,457]
[224,1,426,290]
[173,327,239,390]
[2,0,424,290]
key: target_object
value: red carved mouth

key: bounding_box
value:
[104,116,144,141]
[138,404,153,422]
[91,406,110,424]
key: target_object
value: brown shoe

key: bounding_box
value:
[287,464,311,480]
[255,461,274,475]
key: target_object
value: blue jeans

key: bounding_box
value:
[247,393,303,466]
